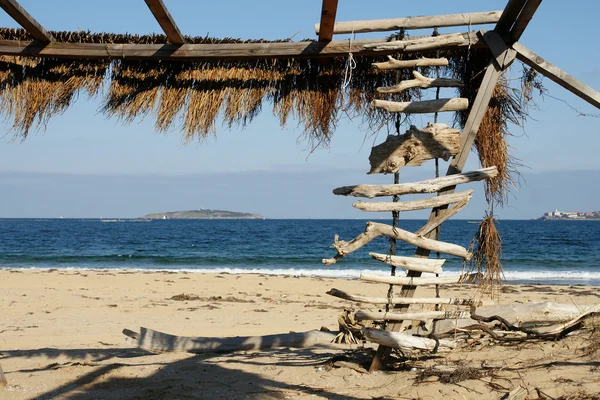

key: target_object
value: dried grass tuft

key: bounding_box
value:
[469,213,504,297]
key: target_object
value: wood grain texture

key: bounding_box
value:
[356,309,471,321]
[373,56,449,70]
[0,0,53,42]
[144,0,186,44]
[353,190,472,213]
[316,10,502,34]
[369,253,445,274]
[372,98,468,114]
[362,328,456,351]
[317,0,339,42]
[333,167,497,197]
[377,71,463,93]
[327,288,486,306]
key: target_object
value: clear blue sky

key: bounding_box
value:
[0,1,598,218]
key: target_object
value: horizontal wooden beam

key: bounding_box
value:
[377,71,463,94]
[373,56,449,70]
[362,328,457,351]
[369,253,445,274]
[365,31,482,52]
[360,272,480,286]
[327,288,486,306]
[513,42,600,110]
[0,0,53,42]
[333,167,498,198]
[318,0,339,42]
[353,190,473,213]
[144,0,186,45]
[315,10,502,35]
[0,32,484,61]
[357,309,471,322]
[372,98,469,114]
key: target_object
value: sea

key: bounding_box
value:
[1,218,599,285]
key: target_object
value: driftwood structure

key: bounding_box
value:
[1,0,599,378]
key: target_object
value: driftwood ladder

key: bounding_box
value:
[322,0,545,372]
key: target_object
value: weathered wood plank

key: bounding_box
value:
[372,98,468,114]
[327,288,486,306]
[356,309,472,322]
[368,123,462,174]
[360,272,479,286]
[513,42,600,110]
[509,0,542,42]
[333,167,497,197]
[369,253,445,274]
[144,0,186,45]
[362,328,457,351]
[353,190,472,213]
[0,0,53,42]
[318,0,339,42]
[365,32,480,52]
[0,33,484,61]
[316,10,502,34]
[414,198,470,237]
[322,221,471,265]
[377,71,463,93]
[494,0,527,33]
[373,56,449,70]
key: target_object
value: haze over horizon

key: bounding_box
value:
[0,1,599,219]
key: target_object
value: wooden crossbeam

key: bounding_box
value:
[510,0,542,42]
[144,0,185,45]
[494,0,528,33]
[0,33,485,61]
[0,0,53,42]
[315,10,502,35]
[513,42,600,110]
[317,0,339,42]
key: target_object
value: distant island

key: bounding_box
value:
[537,209,600,220]
[143,209,265,220]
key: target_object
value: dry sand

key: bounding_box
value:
[1,269,600,399]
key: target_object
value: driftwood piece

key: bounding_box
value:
[368,123,462,174]
[360,272,480,286]
[123,327,340,353]
[365,32,478,52]
[335,167,497,195]
[322,221,471,266]
[0,364,6,387]
[369,253,444,273]
[326,288,486,306]
[362,328,456,352]
[377,71,463,93]
[372,98,468,114]
[414,198,469,237]
[357,309,471,322]
[373,56,448,70]
[316,11,502,34]
[502,386,528,400]
[354,190,472,212]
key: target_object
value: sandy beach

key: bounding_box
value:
[1,269,600,399]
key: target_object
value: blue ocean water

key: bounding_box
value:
[1,219,599,285]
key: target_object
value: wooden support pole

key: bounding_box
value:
[317,0,339,42]
[377,71,463,94]
[0,0,53,42]
[373,56,449,70]
[356,309,471,322]
[333,167,497,198]
[322,221,471,265]
[509,0,542,42]
[353,190,472,213]
[372,98,468,114]
[369,253,445,274]
[494,0,528,34]
[326,288,486,306]
[362,328,457,351]
[364,32,480,52]
[360,272,479,286]
[316,10,502,35]
[513,42,600,110]
[144,0,186,45]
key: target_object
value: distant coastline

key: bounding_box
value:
[537,209,600,221]
[142,209,265,220]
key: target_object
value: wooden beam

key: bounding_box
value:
[377,71,463,94]
[357,309,471,322]
[369,253,445,274]
[326,288,486,306]
[0,0,53,42]
[510,0,542,42]
[494,0,527,33]
[144,0,186,45]
[317,0,339,42]
[373,56,449,71]
[315,10,502,35]
[360,272,479,286]
[0,33,484,61]
[364,32,481,52]
[362,328,457,351]
[353,190,473,213]
[372,98,469,114]
[334,167,497,198]
[513,42,600,110]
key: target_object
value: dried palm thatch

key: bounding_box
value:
[334,309,364,344]
[469,213,504,297]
